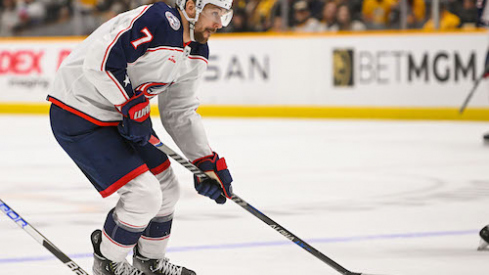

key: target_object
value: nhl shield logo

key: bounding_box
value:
[166,12,181,31]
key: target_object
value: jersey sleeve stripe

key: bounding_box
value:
[136,82,170,94]
[100,5,151,72]
[146,46,184,53]
[188,55,208,64]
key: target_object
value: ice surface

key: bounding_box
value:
[0,115,488,275]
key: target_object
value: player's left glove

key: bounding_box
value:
[192,152,233,204]
[117,93,152,146]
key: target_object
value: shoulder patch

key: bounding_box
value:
[165,11,181,31]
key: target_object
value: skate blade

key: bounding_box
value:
[477,239,489,251]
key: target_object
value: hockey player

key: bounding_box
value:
[476,1,489,247]
[48,0,234,274]
[477,0,489,143]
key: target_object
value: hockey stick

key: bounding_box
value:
[149,136,383,275]
[0,198,90,275]
[459,64,489,114]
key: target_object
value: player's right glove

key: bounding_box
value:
[117,93,152,146]
[192,152,233,204]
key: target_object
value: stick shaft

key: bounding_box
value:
[150,138,360,275]
[0,199,90,275]
[459,64,489,114]
[459,74,483,114]
[231,194,360,275]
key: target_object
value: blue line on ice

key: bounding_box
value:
[0,229,478,264]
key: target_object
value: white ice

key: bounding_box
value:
[0,115,488,275]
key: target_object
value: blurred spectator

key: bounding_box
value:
[79,0,97,10]
[19,5,71,36]
[0,0,20,36]
[249,0,277,31]
[389,0,426,29]
[20,5,69,36]
[458,0,478,28]
[362,0,397,29]
[99,2,128,21]
[268,15,284,32]
[268,0,296,29]
[94,0,117,12]
[0,0,478,36]
[409,0,426,26]
[129,0,155,10]
[318,1,337,31]
[331,4,366,31]
[225,8,251,32]
[17,0,46,28]
[240,0,260,30]
[292,0,321,32]
[338,0,363,21]
[423,1,461,30]
[446,0,463,14]
[308,0,327,20]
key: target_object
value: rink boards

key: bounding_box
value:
[0,30,488,120]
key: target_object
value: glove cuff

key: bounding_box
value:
[192,152,218,166]
[215,158,227,171]
[193,152,228,173]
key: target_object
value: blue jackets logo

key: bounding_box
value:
[166,12,181,31]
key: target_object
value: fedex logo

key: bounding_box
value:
[0,202,28,228]
[0,50,44,75]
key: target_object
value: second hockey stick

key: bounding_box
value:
[459,64,489,114]
[149,136,384,275]
[0,198,90,275]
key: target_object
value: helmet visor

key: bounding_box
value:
[200,6,234,27]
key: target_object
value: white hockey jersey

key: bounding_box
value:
[48,3,213,161]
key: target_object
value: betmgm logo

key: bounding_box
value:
[333,49,354,87]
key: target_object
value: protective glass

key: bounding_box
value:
[200,6,234,27]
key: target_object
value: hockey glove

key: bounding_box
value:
[192,152,233,204]
[117,93,152,146]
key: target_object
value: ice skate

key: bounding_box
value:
[91,230,145,275]
[478,225,489,251]
[133,246,196,275]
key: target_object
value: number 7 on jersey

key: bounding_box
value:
[131,28,153,49]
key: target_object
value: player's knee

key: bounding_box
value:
[155,167,181,214]
[139,178,163,218]
[117,171,162,224]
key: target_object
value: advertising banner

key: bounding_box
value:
[0,32,488,109]
[0,39,75,102]
[201,32,489,107]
